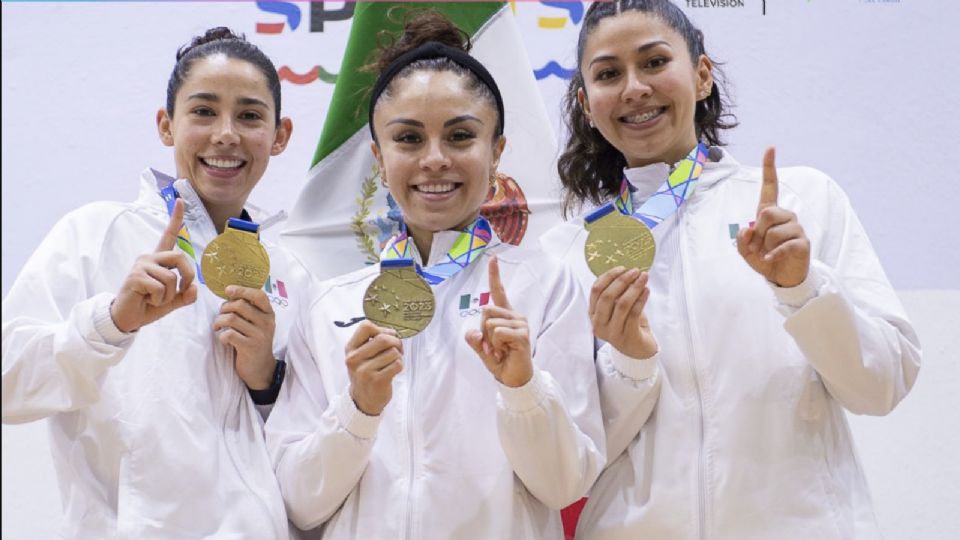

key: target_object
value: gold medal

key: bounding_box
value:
[584,212,656,277]
[363,262,435,338]
[201,219,270,299]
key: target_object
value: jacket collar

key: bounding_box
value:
[136,167,286,234]
[622,147,741,206]
[403,226,502,268]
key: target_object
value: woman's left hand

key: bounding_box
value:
[213,285,277,390]
[465,256,533,388]
[589,267,657,359]
[736,147,811,288]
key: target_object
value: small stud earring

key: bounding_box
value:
[589,119,596,128]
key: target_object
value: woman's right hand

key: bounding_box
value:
[590,267,657,359]
[346,321,404,416]
[110,199,198,333]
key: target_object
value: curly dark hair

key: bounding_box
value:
[363,8,502,143]
[558,0,738,216]
[165,27,281,125]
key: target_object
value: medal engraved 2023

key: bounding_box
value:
[201,221,270,299]
[363,263,435,339]
[585,212,656,277]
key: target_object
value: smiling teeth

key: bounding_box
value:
[204,158,244,169]
[417,183,455,193]
[623,109,663,123]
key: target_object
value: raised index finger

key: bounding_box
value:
[156,198,185,252]
[487,255,512,310]
[758,146,779,214]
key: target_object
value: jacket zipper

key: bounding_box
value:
[403,336,419,540]
[677,222,707,540]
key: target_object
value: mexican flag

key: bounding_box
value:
[280,1,562,280]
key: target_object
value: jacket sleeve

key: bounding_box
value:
[265,304,378,530]
[2,211,135,424]
[496,266,606,510]
[540,222,662,464]
[776,173,921,416]
[595,343,662,462]
[253,245,314,423]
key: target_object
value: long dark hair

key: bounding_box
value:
[557,0,737,216]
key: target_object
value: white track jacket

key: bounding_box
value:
[2,169,307,539]
[541,150,921,540]
[266,235,606,539]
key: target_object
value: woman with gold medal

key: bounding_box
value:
[540,1,922,538]
[265,10,605,539]
[2,28,306,538]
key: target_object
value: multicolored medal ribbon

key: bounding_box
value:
[382,217,493,285]
[583,143,709,276]
[201,218,271,299]
[154,170,269,296]
[363,216,493,338]
[156,172,204,285]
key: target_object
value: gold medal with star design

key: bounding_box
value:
[584,211,656,277]
[201,218,270,299]
[362,261,435,338]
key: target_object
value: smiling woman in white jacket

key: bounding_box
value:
[265,11,605,540]
[541,1,922,539]
[2,28,305,539]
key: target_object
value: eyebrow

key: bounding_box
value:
[238,96,269,108]
[187,92,219,103]
[588,40,671,68]
[186,93,268,108]
[386,118,424,128]
[444,115,482,127]
[386,115,484,128]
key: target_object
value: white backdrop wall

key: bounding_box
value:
[2,1,958,538]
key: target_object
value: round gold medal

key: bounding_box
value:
[584,212,656,277]
[201,225,271,299]
[363,264,435,338]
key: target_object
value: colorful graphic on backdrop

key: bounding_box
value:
[255,1,353,84]
[531,1,580,79]
[480,172,530,245]
[537,1,583,28]
[254,1,580,84]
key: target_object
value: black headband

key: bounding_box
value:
[368,41,505,140]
